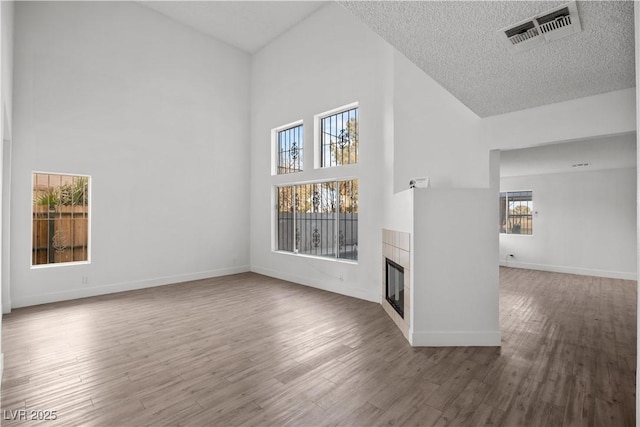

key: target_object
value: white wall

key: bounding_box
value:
[393,52,486,191]
[11,2,251,307]
[389,50,499,345]
[500,168,637,280]
[2,0,12,135]
[484,88,636,151]
[0,0,14,379]
[250,3,392,303]
[413,189,500,346]
[634,3,639,424]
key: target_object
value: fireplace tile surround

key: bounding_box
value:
[382,229,410,342]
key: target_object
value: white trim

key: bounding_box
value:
[499,260,637,281]
[11,265,250,308]
[316,102,359,118]
[3,137,12,315]
[31,260,90,269]
[272,249,358,265]
[251,265,378,303]
[273,175,358,188]
[411,330,501,347]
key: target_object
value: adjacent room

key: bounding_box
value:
[0,1,637,426]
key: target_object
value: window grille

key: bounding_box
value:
[32,173,90,265]
[500,191,533,235]
[277,179,358,261]
[277,125,303,174]
[320,108,358,167]
[277,185,295,252]
[296,181,336,257]
[337,179,358,260]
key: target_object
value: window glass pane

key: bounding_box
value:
[321,108,358,167]
[276,179,358,261]
[277,186,295,251]
[277,125,303,174]
[32,173,90,265]
[338,179,358,260]
[296,182,336,258]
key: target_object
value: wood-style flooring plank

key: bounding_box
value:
[1,268,636,426]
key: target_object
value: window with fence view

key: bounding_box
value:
[277,179,358,260]
[320,107,358,167]
[277,124,303,174]
[32,173,90,266]
[500,190,532,235]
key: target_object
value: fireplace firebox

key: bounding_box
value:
[385,258,404,318]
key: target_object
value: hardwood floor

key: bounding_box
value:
[1,267,636,426]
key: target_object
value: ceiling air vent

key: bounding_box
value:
[503,20,545,52]
[536,4,581,41]
[500,1,581,53]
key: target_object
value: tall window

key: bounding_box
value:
[32,173,90,266]
[320,107,358,167]
[500,191,532,235]
[277,179,358,260]
[277,124,303,174]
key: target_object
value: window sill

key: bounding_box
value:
[31,260,91,269]
[273,250,358,265]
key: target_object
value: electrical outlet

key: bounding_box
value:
[82,276,89,284]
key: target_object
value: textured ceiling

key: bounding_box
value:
[500,132,637,177]
[140,1,327,53]
[339,1,635,117]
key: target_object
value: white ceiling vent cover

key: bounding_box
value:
[500,1,582,53]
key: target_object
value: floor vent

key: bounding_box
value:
[500,1,581,53]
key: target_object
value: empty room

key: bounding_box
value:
[0,1,637,426]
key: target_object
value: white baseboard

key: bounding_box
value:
[251,265,380,303]
[11,265,251,308]
[412,330,501,347]
[499,260,636,281]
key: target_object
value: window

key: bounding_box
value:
[32,173,90,266]
[277,179,358,260]
[276,124,303,174]
[320,107,358,167]
[500,191,532,235]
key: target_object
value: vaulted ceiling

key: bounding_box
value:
[141,1,326,53]
[139,1,635,118]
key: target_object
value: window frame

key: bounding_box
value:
[272,120,304,176]
[500,190,533,236]
[31,171,92,268]
[314,102,359,170]
[275,177,358,263]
